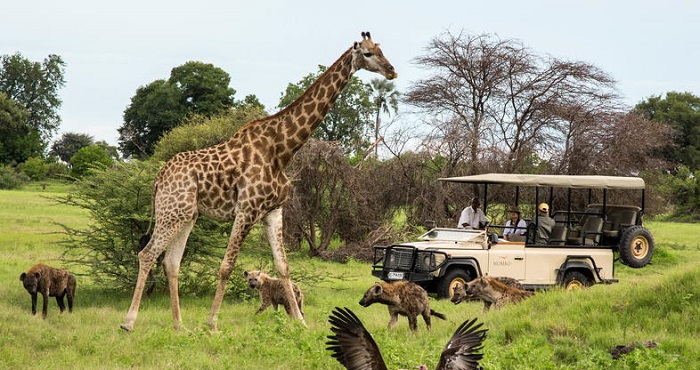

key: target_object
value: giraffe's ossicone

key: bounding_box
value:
[120,32,397,331]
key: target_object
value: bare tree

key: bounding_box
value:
[404,31,626,175]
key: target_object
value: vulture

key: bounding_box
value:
[327,307,487,370]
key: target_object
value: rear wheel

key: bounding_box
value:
[562,271,592,290]
[619,226,654,268]
[437,269,472,299]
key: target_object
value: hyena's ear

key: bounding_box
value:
[34,272,41,279]
[243,271,249,277]
[19,272,26,281]
[372,284,383,295]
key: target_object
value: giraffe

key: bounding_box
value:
[120,32,397,331]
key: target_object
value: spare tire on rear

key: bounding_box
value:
[618,225,654,268]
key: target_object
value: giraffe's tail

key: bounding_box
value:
[139,183,157,249]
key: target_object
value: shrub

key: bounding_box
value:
[56,160,231,293]
[70,145,115,178]
[0,164,29,189]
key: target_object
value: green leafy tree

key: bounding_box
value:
[0,92,43,164]
[277,65,374,155]
[50,132,95,163]
[0,53,65,143]
[658,165,700,219]
[118,62,236,159]
[70,145,114,178]
[635,91,700,170]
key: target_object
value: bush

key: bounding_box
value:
[56,160,231,293]
[70,145,115,178]
[0,164,29,189]
[152,107,266,162]
[658,166,700,220]
[19,157,50,180]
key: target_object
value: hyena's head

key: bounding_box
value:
[451,282,469,304]
[464,276,490,296]
[359,282,384,307]
[19,272,41,294]
[243,270,268,289]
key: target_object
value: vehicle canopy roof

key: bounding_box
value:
[438,173,645,190]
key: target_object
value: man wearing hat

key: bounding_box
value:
[531,202,555,244]
[503,206,527,240]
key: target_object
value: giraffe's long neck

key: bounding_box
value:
[272,48,355,164]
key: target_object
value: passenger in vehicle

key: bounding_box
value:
[457,197,489,230]
[503,206,527,241]
[531,203,555,244]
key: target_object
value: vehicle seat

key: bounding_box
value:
[567,216,603,245]
[603,209,638,238]
[549,224,567,246]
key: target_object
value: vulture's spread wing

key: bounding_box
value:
[327,307,388,370]
[436,317,487,370]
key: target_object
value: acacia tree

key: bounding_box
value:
[404,31,630,176]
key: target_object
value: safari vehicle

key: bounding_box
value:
[371,173,654,298]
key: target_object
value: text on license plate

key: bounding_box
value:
[387,272,404,280]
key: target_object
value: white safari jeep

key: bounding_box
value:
[371,173,654,298]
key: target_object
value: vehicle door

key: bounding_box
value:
[487,242,526,280]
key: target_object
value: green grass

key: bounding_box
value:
[1,188,699,369]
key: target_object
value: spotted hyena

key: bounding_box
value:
[451,275,532,311]
[359,281,446,331]
[19,264,76,318]
[244,270,304,318]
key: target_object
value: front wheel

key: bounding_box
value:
[619,226,654,268]
[437,269,472,299]
[562,270,592,290]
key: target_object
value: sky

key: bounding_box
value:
[2,0,699,148]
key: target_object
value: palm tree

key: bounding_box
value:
[369,79,400,158]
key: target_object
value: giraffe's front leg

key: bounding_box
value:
[163,219,196,331]
[264,208,307,325]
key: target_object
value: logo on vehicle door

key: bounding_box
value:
[493,255,511,266]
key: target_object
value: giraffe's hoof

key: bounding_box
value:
[120,324,132,332]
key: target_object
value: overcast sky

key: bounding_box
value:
[3,0,699,147]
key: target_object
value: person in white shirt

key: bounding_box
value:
[457,197,489,229]
[503,206,527,240]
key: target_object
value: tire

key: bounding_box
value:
[562,270,592,290]
[437,269,472,299]
[618,225,654,268]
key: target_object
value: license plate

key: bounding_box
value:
[387,272,404,280]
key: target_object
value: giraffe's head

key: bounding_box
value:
[352,31,397,80]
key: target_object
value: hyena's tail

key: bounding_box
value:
[430,309,447,320]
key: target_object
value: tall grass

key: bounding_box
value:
[1,187,699,369]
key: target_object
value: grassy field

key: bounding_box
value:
[1,187,699,369]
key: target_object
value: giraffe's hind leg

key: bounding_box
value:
[121,220,191,331]
[264,208,306,324]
